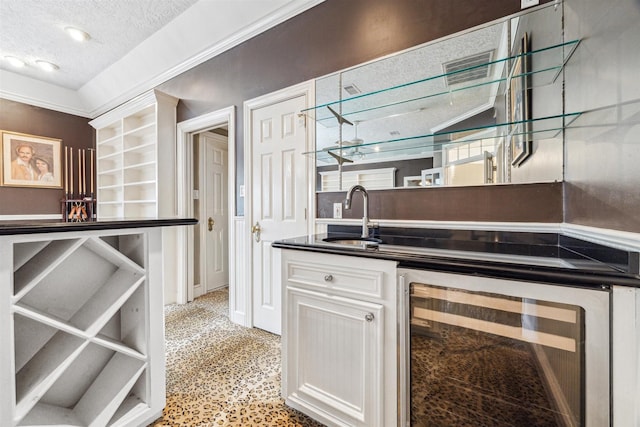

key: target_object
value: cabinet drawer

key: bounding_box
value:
[284,251,395,300]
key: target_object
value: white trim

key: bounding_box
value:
[243,80,316,328]
[83,0,325,119]
[176,106,235,305]
[0,214,62,221]
[89,90,177,129]
[561,223,640,252]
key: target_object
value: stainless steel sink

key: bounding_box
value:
[322,236,382,247]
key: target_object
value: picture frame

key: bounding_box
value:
[1,130,63,188]
[508,32,532,167]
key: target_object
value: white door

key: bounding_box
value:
[251,95,309,334]
[201,132,229,293]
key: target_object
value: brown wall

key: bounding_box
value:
[318,183,563,223]
[0,99,94,215]
[158,0,550,216]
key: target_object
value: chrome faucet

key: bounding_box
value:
[345,184,376,238]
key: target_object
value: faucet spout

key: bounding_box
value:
[345,184,371,238]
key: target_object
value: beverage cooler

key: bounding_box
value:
[398,269,610,427]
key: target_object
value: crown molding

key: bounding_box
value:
[0,70,90,117]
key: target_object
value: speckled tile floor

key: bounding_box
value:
[148,288,323,427]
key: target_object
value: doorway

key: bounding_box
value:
[176,107,237,317]
[193,130,229,298]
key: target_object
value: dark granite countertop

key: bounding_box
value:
[273,226,640,289]
[0,218,198,235]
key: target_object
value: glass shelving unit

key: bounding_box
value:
[304,37,581,164]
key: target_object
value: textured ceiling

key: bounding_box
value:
[0,0,199,90]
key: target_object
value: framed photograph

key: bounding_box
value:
[1,131,62,188]
[508,32,532,167]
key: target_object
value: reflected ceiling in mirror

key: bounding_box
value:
[309,2,570,191]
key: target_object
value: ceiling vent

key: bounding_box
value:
[343,83,361,96]
[443,50,493,86]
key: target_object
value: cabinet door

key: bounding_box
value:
[285,287,384,427]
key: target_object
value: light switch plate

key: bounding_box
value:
[192,189,199,200]
[239,185,245,198]
[521,0,539,9]
[333,203,342,219]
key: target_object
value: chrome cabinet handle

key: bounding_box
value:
[324,274,333,282]
[365,312,374,322]
[251,221,261,242]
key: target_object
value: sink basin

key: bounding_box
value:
[322,236,383,246]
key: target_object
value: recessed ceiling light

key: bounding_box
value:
[5,56,26,67]
[65,26,91,42]
[36,60,59,72]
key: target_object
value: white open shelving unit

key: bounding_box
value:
[1,227,165,427]
[90,90,178,220]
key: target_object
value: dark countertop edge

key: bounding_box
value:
[0,218,198,235]
[272,241,640,289]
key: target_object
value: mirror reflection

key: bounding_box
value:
[309,2,573,191]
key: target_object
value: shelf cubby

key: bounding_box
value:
[123,163,155,184]
[98,156,123,176]
[124,202,157,219]
[14,331,88,421]
[95,285,148,357]
[97,121,122,145]
[96,204,124,220]
[12,241,51,273]
[124,183,156,202]
[18,348,146,427]
[123,105,155,133]
[123,149,156,168]
[13,239,84,300]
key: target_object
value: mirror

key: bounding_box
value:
[308,2,575,191]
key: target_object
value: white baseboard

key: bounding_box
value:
[193,283,203,299]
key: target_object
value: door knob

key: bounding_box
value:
[251,221,261,242]
[208,217,214,231]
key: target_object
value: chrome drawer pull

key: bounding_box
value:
[324,274,333,282]
[365,313,374,322]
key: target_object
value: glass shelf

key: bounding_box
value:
[306,112,581,164]
[302,39,580,128]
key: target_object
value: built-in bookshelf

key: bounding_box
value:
[90,90,178,219]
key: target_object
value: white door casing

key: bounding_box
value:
[176,107,235,306]
[200,132,229,294]
[244,81,315,334]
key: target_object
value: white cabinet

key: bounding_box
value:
[90,90,178,219]
[0,228,165,427]
[281,250,398,427]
